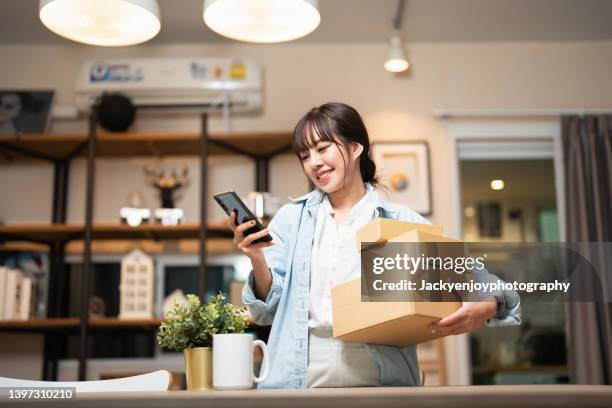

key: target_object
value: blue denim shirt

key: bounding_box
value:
[243,184,521,389]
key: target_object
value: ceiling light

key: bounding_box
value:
[490,179,505,190]
[384,0,410,73]
[39,0,161,46]
[203,0,320,43]
[384,32,410,73]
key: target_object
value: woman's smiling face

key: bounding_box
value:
[298,132,355,194]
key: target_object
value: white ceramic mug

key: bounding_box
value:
[213,333,270,390]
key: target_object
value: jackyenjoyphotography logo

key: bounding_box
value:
[360,242,612,303]
[370,278,571,294]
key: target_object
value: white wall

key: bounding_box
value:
[1,40,612,381]
[2,40,612,227]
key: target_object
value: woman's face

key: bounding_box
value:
[298,133,362,194]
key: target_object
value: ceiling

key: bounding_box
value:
[1,0,612,45]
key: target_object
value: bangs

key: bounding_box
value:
[292,110,339,155]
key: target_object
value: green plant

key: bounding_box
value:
[156,293,248,351]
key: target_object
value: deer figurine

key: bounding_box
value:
[144,165,189,209]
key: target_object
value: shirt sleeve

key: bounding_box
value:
[241,206,289,326]
[395,205,521,326]
[458,262,522,326]
[484,279,522,327]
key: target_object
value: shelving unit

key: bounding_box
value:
[0,112,292,381]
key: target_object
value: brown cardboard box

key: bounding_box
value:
[332,218,461,347]
[331,279,461,347]
[356,218,443,250]
[387,229,459,244]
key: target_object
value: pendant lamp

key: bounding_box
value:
[384,32,410,73]
[384,0,410,73]
[203,0,320,43]
[39,0,161,46]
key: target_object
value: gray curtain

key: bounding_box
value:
[561,114,612,385]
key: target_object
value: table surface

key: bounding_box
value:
[2,385,612,408]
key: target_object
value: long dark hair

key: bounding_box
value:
[292,102,379,186]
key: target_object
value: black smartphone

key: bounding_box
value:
[213,191,273,244]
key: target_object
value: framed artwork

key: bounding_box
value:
[372,141,432,215]
[0,90,54,135]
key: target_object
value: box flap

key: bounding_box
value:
[387,229,459,243]
[356,218,444,251]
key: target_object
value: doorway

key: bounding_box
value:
[456,136,569,385]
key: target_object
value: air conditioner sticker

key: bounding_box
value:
[191,62,208,79]
[230,63,246,79]
[213,66,224,79]
[90,62,144,82]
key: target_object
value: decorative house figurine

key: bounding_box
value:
[119,249,154,319]
[162,289,189,317]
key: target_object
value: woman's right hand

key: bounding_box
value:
[225,211,274,260]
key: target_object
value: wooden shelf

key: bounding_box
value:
[0,223,232,244]
[0,317,265,333]
[0,241,49,252]
[0,317,164,332]
[89,317,163,330]
[0,131,292,161]
[0,318,79,331]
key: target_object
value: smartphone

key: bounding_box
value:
[213,191,273,244]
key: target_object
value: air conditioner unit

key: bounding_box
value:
[75,58,262,112]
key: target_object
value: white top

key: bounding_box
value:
[308,190,378,329]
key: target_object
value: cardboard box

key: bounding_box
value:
[356,218,443,251]
[332,218,461,347]
[331,279,461,347]
[387,229,459,244]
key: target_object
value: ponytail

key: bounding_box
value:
[360,152,379,186]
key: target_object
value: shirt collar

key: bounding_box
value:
[289,183,398,217]
[290,183,378,205]
[319,189,373,224]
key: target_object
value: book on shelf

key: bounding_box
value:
[0,267,36,321]
[3,268,18,320]
[18,275,33,320]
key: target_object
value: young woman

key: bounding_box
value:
[226,102,520,388]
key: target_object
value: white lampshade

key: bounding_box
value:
[203,0,320,43]
[39,0,161,46]
[384,33,410,73]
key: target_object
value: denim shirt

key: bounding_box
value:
[242,184,521,389]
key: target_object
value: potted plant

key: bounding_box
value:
[157,293,248,390]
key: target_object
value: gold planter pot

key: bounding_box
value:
[183,347,213,390]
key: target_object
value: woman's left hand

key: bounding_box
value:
[428,297,497,336]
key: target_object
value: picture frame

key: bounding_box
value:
[0,90,55,136]
[371,141,432,215]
